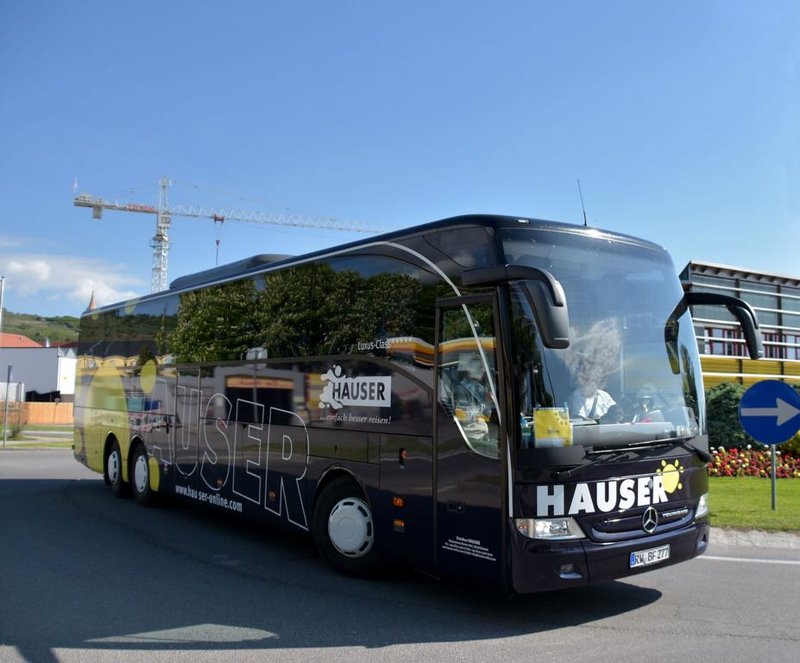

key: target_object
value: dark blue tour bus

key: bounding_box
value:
[73,214,762,593]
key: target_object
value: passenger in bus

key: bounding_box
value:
[631,385,658,422]
[458,369,488,411]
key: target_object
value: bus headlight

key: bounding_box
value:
[515,517,586,540]
[696,493,709,519]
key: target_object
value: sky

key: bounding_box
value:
[1,1,799,318]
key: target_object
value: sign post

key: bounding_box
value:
[738,379,800,511]
[2,364,11,448]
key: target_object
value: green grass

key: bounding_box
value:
[0,425,73,449]
[709,477,800,531]
[20,424,73,432]
[3,440,73,449]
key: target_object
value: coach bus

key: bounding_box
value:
[73,214,762,593]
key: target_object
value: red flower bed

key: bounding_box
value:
[708,446,800,478]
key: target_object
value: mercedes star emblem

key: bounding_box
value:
[642,506,659,534]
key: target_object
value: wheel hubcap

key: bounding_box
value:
[134,453,148,494]
[328,497,374,558]
[107,450,120,483]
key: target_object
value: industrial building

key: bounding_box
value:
[681,260,800,387]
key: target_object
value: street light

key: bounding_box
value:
[0,276,6,444]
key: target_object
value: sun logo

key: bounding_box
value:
[657,459,684,493]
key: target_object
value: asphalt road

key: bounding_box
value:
[1,449,798,663]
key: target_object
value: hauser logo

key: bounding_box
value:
[536,460,686,517]
[319,365,392,410]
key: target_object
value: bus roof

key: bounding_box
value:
[85,214,665,315]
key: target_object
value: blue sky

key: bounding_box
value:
[1,1,799,317]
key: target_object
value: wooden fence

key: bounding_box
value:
[0,402,74,426]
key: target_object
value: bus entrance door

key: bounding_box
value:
[434,296,506,588]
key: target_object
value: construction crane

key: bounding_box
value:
[74,177,381,293]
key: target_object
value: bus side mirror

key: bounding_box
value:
[462,264,570,349]
[684,291,764,360]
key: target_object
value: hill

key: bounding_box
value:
[1,311,80,345]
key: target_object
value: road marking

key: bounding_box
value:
[699,555,800,566]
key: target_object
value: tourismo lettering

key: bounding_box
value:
[536,475,670,517]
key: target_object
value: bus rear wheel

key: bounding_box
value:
[312,478,379,576]
[131,444,155,506]
[105,439,128,498]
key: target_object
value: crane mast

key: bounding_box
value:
[74,178,379,293]
[152,177,171,293]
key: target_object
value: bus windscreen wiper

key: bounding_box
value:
[642,436,713,463]
[552,450,634,482]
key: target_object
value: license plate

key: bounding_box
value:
[629,544,670,568]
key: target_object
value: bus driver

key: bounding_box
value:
[568,358,618,421]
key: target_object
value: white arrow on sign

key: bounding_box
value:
[741,398,800,426]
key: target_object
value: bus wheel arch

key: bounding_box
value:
[104,436,129,498]
[312,474,379,576]
[129,439,156,507]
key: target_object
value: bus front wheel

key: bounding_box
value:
[312,478,379,576]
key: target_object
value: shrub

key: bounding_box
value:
[778,436,800,457]
[706,382,753,449]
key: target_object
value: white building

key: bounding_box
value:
[0,346,77,402]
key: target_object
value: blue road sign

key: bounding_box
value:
[738,379,800,445]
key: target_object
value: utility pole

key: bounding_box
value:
[0,275,4,341]
[0,276,5,444]
[3,364,10,448]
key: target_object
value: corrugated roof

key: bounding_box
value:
[682,260,800,287]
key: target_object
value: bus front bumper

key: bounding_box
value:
[510,520,710,594]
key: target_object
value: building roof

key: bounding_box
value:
[681,260,800,288]
[0,332,42,348]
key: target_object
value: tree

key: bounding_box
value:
[169,279,261,363]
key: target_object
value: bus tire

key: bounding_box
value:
[312,478,379,576]
[131,443,155,507]
[105,439,129,498]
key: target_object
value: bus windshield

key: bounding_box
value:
[502,227,704,451]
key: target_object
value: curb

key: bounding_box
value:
[711,527,800,550]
